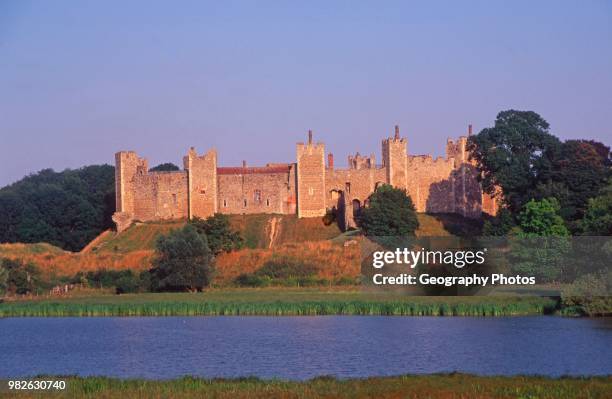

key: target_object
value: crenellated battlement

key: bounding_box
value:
[112,124,495,232]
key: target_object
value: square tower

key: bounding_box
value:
[183,147,218,219]
[382,125,408,190]
[296,130,326,218]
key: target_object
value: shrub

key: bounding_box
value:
[235,274,271,287]
[561,271,612,316]
[0,258,43,295]
[114,271,140,294]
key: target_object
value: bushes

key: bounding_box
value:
[74,269,149,294]
[0,257,45,295]
[561,271,612,316]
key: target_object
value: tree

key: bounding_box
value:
[360,184,419,236]
[0,165,115,251]
[150,224,214,292]
[547,140,610,223]
[149,163,180,172]
[581,180,612,235]
[510,198,570,282]
[517,198,569,236]
[468,110,561,214]
[482,207,515,236]
[190,214,243,255]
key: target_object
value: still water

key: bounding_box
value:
[0,316,610,380]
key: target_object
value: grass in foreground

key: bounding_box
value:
[0,288,558,317]
[3,374,610,399]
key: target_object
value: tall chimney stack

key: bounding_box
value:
[394,125,400,140]
[468,124,473,136]
[308,130,313,144]
[328,153,334,169]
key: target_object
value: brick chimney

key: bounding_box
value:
[394,125,400,140]
[328,153,334,169]
[308,130,313,144]
[468,124,473,136]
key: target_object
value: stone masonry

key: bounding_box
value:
[113,125,497,232]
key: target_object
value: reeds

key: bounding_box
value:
[0,297,557,317]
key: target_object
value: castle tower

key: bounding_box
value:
[382,125,408,190]
[296,130,326,218]
[183,147,218,219]
[113,151,148,231]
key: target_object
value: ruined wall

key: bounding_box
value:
[217,165,294,215]
[183,148,217,219]
[296,132,326,218]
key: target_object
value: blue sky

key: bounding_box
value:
[1,0,611,186]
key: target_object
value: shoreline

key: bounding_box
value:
[2,374,610,399]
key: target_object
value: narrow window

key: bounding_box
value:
[266,198,270,206]
[223,199,227,207]
[244,199,247,207]
[345,182,351,193]
[254,189,262,203]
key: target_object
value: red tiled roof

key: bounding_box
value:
[217,165,290,175]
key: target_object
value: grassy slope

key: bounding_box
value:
[0,288,558,316]
[0,213,475,257]
[3,374,610,399]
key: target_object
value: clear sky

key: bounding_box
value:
[1,0,611,187]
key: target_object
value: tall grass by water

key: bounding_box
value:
[0,291,557,317]
[2,374,610,399]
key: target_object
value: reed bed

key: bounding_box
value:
[0,297,558,317]
[2,374,610,399]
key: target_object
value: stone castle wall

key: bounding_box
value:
[113,125,497,232]
[217,164,295,215]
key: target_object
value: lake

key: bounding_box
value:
[0,316,610,380]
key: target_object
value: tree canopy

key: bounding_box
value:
[150,224,214,292]
[149,163,180,172]
[360,184,419,237]
[190,214,244,255]
[0,165,115,251]
[468,110,561,214]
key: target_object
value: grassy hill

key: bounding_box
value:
[0,213,482,282]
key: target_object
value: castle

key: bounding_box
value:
[112,125,497,232]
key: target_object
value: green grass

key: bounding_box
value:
[3,374,610,399]
[0,288,559,317]
[90,220,185,253]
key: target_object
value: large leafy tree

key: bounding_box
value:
[468,110,561,214]
[190,214,243,255]
[360,184,419,236]
[546,140,610,222]
[0,165,115,251]
[150,224,214,292]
